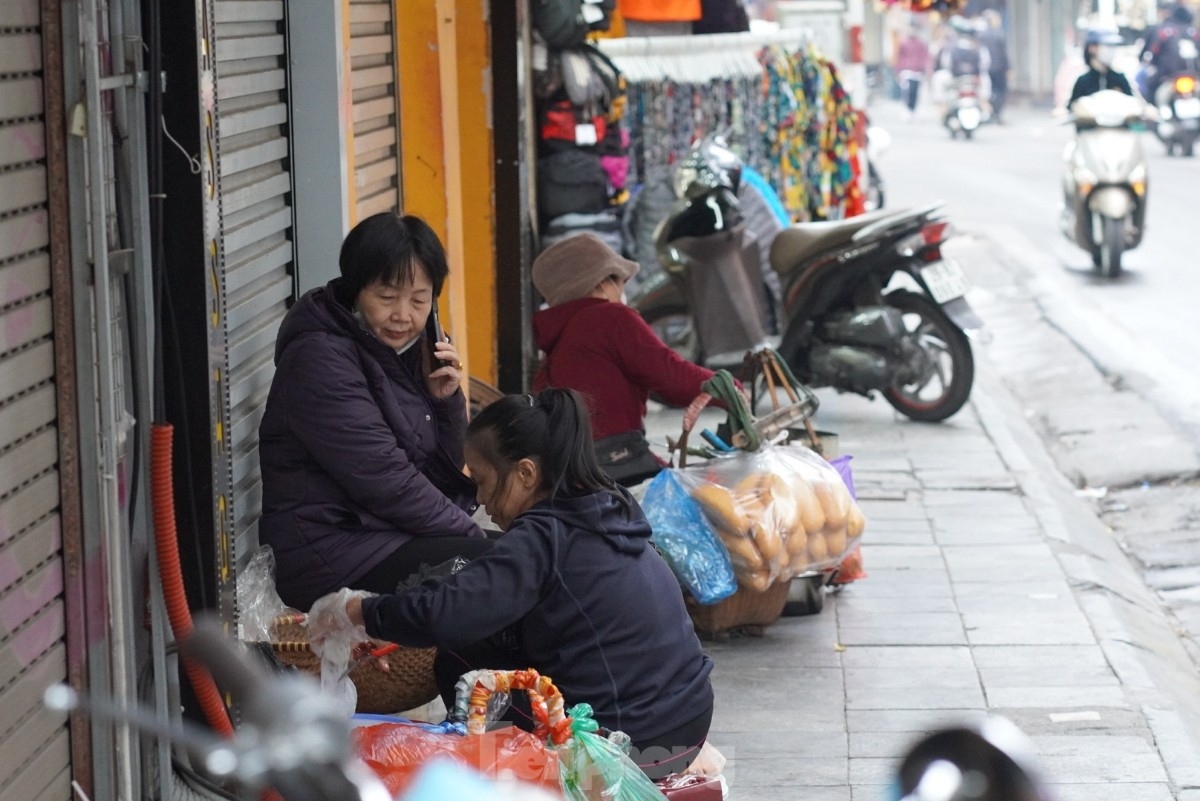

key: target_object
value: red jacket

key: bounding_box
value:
[533,298,714,440]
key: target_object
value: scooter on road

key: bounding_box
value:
[1060,89,1152,277]
[1154,71,1200,156]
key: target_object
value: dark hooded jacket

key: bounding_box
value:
[259,279,482,611]
[361,489,715,741]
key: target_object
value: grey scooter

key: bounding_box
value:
[1060,90,1152,277]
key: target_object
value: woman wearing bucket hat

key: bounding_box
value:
[531,233,717,486]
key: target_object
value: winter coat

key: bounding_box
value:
[895,36,931,75]
[361,488,715,741]
[258,279,482,611]
[532,298,715,440]
[1068,67,1133,109]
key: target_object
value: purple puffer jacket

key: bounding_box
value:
[258,279,483,611]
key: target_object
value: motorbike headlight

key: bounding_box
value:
[1072,164,1098,195]
[1129,163,1147,195]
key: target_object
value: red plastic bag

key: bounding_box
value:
[353,722,563,798]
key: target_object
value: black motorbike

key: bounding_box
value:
[1154,71,1200,156]
[630,137,981,423]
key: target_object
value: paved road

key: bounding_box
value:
[868,95,1200,676]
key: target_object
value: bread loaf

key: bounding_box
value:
[692,484,748,535]
[824,524,847,560]
[846,504,866,539]
[718,529,765,572]
[793,479,826,535]
[812,479,850,530]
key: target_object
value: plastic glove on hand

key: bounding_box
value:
[307,588,374,654]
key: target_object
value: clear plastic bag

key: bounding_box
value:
[641,470,738,605]
[671,443,867,591]
[236,545,290,643]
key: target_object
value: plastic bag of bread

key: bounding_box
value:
[670,443,866,591]
[642,470,739,604]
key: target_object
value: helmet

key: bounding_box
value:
[674,135,743,200]
[948,15,977,36]
[1170,3,1195,26]
[1083,27,1123,47]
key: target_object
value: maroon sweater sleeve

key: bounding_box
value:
[607,304,715,408]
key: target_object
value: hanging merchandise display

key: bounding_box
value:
[533,35,632,255]
[598,31,863,224]
[872,0,967,11]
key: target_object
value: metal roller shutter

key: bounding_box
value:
[350,0,401,220]
[209,0,295,613]
[0,3,71,799]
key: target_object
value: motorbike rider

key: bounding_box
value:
[1143,4,1200,104]
[932,16,991,117]
[1068,27,1134,109]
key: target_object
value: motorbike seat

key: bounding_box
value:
[769,210,895,275]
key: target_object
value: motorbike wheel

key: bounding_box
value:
[881,291,974,423]
[1097,217,1123,278]
[866,162,885,211]
[643,306,702,364]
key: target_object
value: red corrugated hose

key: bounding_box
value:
[151,422,235,738]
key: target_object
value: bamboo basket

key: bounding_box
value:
[685,579,791,639]
[268,613,439,714]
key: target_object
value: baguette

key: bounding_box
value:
[692,483,748,536]
[812,478,850,530]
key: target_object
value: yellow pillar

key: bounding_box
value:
[396,0,497,386]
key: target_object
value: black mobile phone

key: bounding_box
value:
[426,304,450,369]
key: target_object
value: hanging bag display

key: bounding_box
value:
[537,148,611,221]
[534,0,616,49]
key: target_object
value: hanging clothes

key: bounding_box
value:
[618,0,701,22]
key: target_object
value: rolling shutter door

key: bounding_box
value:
[211,0,295,608]
[350,0,400,220]
[0,4,72,799]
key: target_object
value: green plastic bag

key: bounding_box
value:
[557,704,667,801]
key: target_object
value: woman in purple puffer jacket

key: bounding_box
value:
[258,213,489,611]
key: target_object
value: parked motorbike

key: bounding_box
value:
[630,136,981,423]
[1060,89,1151,277]
[1154,71,1200,156]
[944,75,984,139]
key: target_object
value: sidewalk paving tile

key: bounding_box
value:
[943,543,1063,582]
[986,685,1129,708]
[847,685,986,710]
[1049,785,1176,801]
[972,645,1120,686]
[1032,735,1170,782]
[846,709,988,733]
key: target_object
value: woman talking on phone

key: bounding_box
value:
[258,212,488,612]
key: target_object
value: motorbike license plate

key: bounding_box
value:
[921,259,970,304]
[1175,97,1200,119]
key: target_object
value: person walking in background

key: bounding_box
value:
[895,23,932,120]
[979,10,1010,123]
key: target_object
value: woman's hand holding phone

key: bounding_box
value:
[424,312,463,400]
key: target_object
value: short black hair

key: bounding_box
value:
[336,212,448,307]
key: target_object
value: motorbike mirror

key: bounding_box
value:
[658,243,685,271]
[891,717,1050,801]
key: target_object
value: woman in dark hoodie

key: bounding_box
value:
[258,212,488,612]
[310,388,715,779]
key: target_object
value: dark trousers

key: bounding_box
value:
[433,639,715,780]
[904,76,922,112]
[989,69,1008,119]
[354,534,496,594]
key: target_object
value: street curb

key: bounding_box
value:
[971,345,1200,789]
